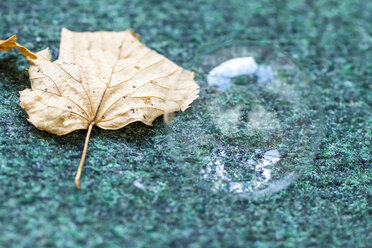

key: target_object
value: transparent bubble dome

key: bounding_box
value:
[164,42,322,198]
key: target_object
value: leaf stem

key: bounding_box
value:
[75,121,95,189]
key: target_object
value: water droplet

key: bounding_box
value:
[162,42,323,198]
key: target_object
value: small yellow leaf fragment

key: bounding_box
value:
[0,35,37,59]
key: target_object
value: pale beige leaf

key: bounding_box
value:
[10,28,199,188]
[19,28,199,135]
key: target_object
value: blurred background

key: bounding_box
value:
[0,0,371,247]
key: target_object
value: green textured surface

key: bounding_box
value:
[0,0,371,247]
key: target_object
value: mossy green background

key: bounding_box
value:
[0,0,371,247]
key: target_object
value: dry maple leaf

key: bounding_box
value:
[1,29,199,188]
